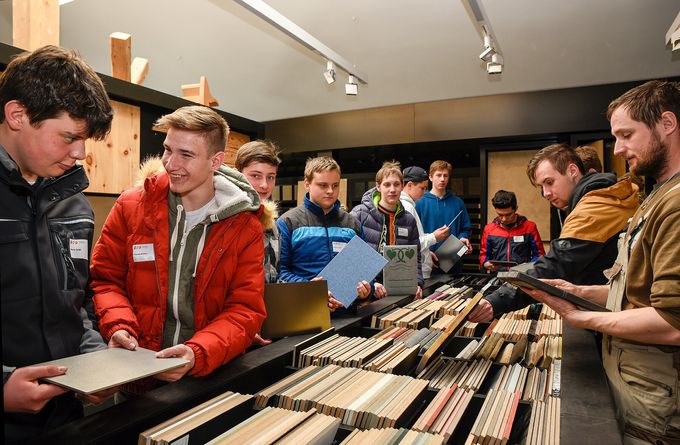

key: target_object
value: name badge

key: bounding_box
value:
[332,241,347,253]
[513,235,525,242]
[397,227,408,237]
[133,243,155,262]
[69,239,88,260]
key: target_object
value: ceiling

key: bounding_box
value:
[1,0,679,123]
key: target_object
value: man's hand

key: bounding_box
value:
[521,286,581,323]
[314,276,345,312]
[460,237,473,254]
[430,252,439,268]
[252,333,272,346]
[374,283,388,299]
[433,225,451,242]
[468,299,494,322]
[415,286,423,299]
[356,280,371,299]
[108,329,138,350]
[4,365,69,413]
[154,344,195,382]
[77,386,118,406]
[483,261,496,272]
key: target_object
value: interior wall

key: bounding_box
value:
[265,80,646,153]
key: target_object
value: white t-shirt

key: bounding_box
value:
[184,197,216,232]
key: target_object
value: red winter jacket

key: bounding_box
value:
[479,215,545,269]
[90,168,268,377]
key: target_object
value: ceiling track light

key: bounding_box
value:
[487,53,503,75]
[234,0,367,85]
[345,75,358,96]
[323,60,336,84]
[464,0,506,75]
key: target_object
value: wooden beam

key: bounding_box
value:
[12,0,60,50]
[110,32,132,82]
[182,76,219,107]
[131,57,149,85]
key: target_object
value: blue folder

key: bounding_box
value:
[316,236,389,308]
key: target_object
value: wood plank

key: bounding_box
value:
[110,32,132,82]
[84,100,140,194]
[131,57,149,85]
[12,0,59,51]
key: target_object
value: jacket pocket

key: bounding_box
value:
[611,342,680,435]
[0,219,29,244]
[48,217,94,291]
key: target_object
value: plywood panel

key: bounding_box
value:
[225,131,250,168]
[84,100,140,194]
[487,150,551,242]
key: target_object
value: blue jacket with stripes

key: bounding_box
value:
[277,194,362,282]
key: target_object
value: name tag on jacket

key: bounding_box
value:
[132,243,155,262]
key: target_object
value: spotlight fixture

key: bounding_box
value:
[479,46,495,62]
[323,61,336,84]
[486,53,503,75]
[479,34,495,62]
[345,75,358,96]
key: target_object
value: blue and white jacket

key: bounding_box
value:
[277,194,362,282]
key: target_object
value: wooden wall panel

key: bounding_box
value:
[84,100,141,194]
[225,131,250,168]
[487,150,551,242]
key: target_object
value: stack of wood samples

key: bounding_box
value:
[255,365,429,429]
[294,329,439,374]
[206,407,340,445]
[370,307,435,329]
[522,364,558,401]
[489,363,529,395]
[138,392,253,445]
[464,389,522,445]
[525,396,560,445]
[340,427,446,445]
[411,385,476,439]
[417,358,493,391]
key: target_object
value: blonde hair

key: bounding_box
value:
[429,160,452,176]
[235,140,281,171]
[304,156,340,181]
[376,160,403,184]
[155,105,229,155]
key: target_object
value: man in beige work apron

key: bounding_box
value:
[603,176,680,444]
[521,80,680,445]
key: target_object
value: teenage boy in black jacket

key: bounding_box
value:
[0,46,113,443]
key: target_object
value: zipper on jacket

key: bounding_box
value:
[53,232,71,290]
[152,228,164,344]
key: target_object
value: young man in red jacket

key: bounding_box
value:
[479,190,545,272]
[90,106,269,386]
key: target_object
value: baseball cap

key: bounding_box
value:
[402,166,428,183]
